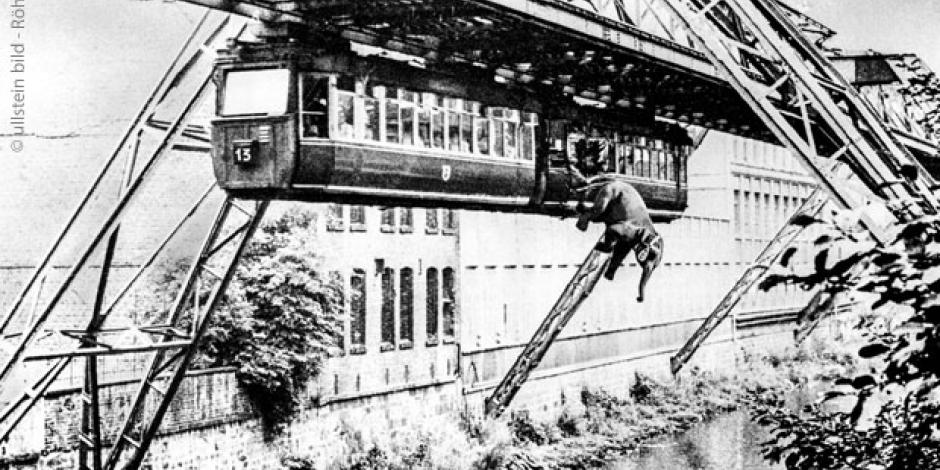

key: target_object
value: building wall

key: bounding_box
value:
[456,130,819,412]
[297,204,462,403]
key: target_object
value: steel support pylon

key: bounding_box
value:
[104,197,269,470]
[485,238,611,417]
[655,0,940,371]
[0,11,250,469]
[670,188,826,374]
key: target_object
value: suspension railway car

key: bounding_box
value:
[211,40,694,217]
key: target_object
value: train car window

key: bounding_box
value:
[521,113,538,161]
[545,120,568,167]
[350,269,367,354]
[447,108,460,152]
[426,267,439,346]
[432,108,445,149]
[649,139,661,181]
[639,138,651,178]
[400,90,416,146]
[617,140,632,176]
[656,139,669,180]
[492,118,505,158]
[662,142,671,181]
[460,112,473,153]
[666,143,676,182]
[567,130,584,167]
[300,74,328,138]
[505,123,518,160]
[521,124,533,161]
[399,268,414,348]
[417,107,432,148]
[399,208,413,233]
[221,68,289,116]
[604,131,617,172]
[475,114,490,155]
[612,139,622,174]
[336,92,355,139]
[425,208,439,234]
[681,146,689,184]
[364,85,382,142]
[380,207,396,233]
[442,267,456,340]
[385,99,401,144]
[381,267,396,351]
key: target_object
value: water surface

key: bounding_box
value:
[607,411,782,470]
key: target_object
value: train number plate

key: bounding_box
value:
[232,140,257,166]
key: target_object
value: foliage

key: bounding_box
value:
[755,210,940,469]
[202,208,343,436]
[895,55,940,141]
[146,207,342,437]
[277,349,850,469]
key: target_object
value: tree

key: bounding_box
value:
[148,208,343,437]
[755,210,940,469]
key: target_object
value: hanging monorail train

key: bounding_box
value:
[211,40,693,217]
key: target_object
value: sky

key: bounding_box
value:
[795,0,940,69]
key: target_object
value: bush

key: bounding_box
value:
[149,207,342,437]
[756,210,940,469]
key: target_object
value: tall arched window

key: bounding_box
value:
[328,271,345,353]
[381,267,396,350]
[426,267,439,345]
[349,269,367,354]
[399,268,414,347]
[442,267,456,340]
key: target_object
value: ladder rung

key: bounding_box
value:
[694,0,722,19]
[146,380,168,396]
[78,432,96,448]
[230,201,254,217]
[121,434,141,448]
[722,37,775,64]
[202,266,223,279]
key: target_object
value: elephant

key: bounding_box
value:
[575,178,664,302]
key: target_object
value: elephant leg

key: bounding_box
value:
[594,226,620,253]
[604,238,636,281]
[601,222,640,280]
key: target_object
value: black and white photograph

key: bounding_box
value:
[1,0,939,468]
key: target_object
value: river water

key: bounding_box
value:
[606,410,782,470]
[606,379,834,469]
